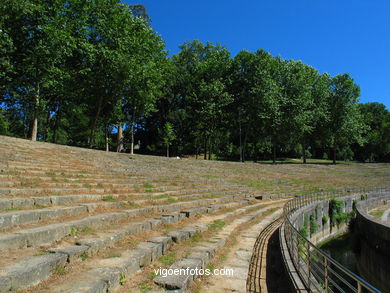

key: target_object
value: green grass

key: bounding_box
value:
[5,207,21,212]
[166,197,177,203]
[139,281,153,293]
[71,227,93,236]
[208,220,226,231]
[119,273,126,285]
[79,253,88,261]
[34,252,48,256]
[54,267,68,275]
[159,252,177,265]
[144,183,154,189]
[34,204,47,209]
[102,195,117,202]
[369,210,384,219]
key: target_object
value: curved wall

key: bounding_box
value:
[355,195,390,292]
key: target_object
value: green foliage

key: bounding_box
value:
[300,215,309,238]
[328,199,353,227]
[119,273,126,286]
[0,1,387,162]
[322,215,329,225]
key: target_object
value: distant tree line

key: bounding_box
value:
[1,1,389,163]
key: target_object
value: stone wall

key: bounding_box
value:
[290,195,358,245]
[355,194,390,257]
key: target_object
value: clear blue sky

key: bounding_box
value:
[126,0,390,109]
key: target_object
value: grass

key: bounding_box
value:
[208,220,226,231]
[5,207,21,212]
[159,252,177,265]
[54,267,68,276]
[71,227,93,236]
[119,273,126,285]
[102,195,117,202]
[34,252,48,256]
[79,253,88,261]
[34,204,47,209]
[166,197,177,204]
[369,210,384,219]
[144,183,154,189]
[139,280,153,293]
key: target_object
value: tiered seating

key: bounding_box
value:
[0,136,285,293]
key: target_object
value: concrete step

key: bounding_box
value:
[0,198,263,292]
[0,194,253,251]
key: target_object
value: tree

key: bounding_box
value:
[1,0,76,141]
[159,122,176,157]
[327,74,365,163]
[173,40,232,159]
[282,61,322,163]
[354,103,390,162]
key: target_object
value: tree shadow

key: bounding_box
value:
[265,229,294,293]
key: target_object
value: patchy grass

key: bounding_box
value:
[159,252,177,266]
[139,280,153,293]
[166,197,177,204]
[208,220,226,231]
[144,183,154,189]
[369,210,384,219]
[54,267,68,276]
[102,195,117,202]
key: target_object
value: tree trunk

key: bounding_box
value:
[166,144,169,157]
[204,136,207,160]
[130,121,134,155]
[239,111,243,162]
[44,109,50,142]
[105,125,109,152]
[130,107,136,155]
[117,123,124,152]
[208,136,211,160]
[52,110,60,144]
[30,84,40,141]
[89,95,103,148]
[272,136,277,164]
[242,129,249,162]
[332,145,336,164]
[302,139,307,164]
[252,142,257,162]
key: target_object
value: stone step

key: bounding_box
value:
[0,198,261,292]
[0,194,253,251]
[60,203,284,293]
[0,189,235,212]
[0,191,243,229]
[153,207,284,292]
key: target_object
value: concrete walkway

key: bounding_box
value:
[203,210,282,293]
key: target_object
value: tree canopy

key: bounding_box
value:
[1,1,388,163]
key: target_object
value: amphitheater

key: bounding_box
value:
[0,135,388,293]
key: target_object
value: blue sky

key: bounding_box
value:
[126,0,390,109]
